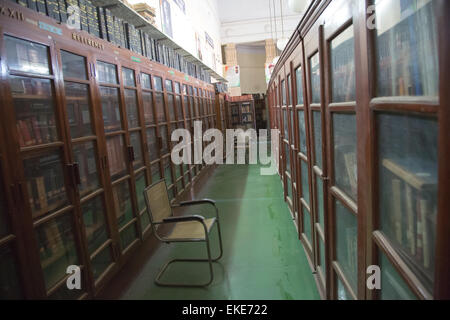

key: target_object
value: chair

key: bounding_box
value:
[143,179,224,287]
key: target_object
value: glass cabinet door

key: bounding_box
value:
[4,36,84,298]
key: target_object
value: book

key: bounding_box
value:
[57,0,67,23]
[105,9,114,43]
[46,0,60,22]
[35,176,48,211]
[78,0,89,32]
[27,0,38,11]
[97,7,107,40]
[36,0,47,15]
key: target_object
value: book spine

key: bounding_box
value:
[46,0,60,22]
[78,0,88,32]
[31,116,43,144]
[57,0,67,23]
[97,7,107,40]
[27,0,38,11]
[105,9,114,43]
[36,176,48,211]
[36,0,47,15]
[86,1,94,36]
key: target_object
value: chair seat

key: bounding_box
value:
[165,217,216,240]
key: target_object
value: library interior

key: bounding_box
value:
[0,0,448,301]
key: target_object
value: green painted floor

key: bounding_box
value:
[121,164,320,300]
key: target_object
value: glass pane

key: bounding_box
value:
[331,25,355,102]
[146,128,158,161]
[163,158,173,186]
[113,181,134,229]
[313,111,323,168]
[165,79,173,92]
[337,278,352,300]
[24,152,68,219]
[122,67,135,87]
[141,73,151,89]
[176,96,183,120]
[160,126,169,155]
[310,53,321,103]
[333,113,357,201]
[296,67,304,105]
[335,200,357,291]
[154,76,163,91]
[316,175,325,231]
[91,247,113,280]
[319,238,326,278]
[65,82,92,139]
[174,82,181,94]
[124,89,139,129]
[188,86,193,96]
[106,135,127,181]
[379,251,417,300]
[375,0,438,97]
[140,210,151,232]
[0,244,22,299]
[287,177,292,202]
[155,93,166,123]
[183,96,190,118]
[378,113,437,292]
[73,141,99,196]
[82,196,109,254]
[190,97,195,118]
[97,61,117,84]
[135,171,147,213]
[0,167,10,238]
[35,213,78,289]
[120,223,138,249]
[302,206,312,244]
[61,51,87,80]
[142,92,155,125]
[100,86,122,132]
[130,132,144,170]
[167,95,175,122]
[151,163,161,183]
[287,75,292,106]
[10,76,58,147]
[298,110,307,154]
[281,80,286,106]
[285,143,290,174]
[283,110,288,138]
[5,36,50,74]
[290,110,295,143]
[49,281,83,300]
[301,161,310,205]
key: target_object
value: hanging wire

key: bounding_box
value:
[269,0,274,40]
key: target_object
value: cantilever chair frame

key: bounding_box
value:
[143,179,224,287]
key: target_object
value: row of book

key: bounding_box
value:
[16,115,57,147]
[214,82,228,94]
[26,154,67,218]
[106,136,127,179]
[11,0,211,83]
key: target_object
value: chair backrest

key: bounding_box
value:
[143,180,172,225]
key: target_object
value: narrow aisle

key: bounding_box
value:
[120,164,320,300]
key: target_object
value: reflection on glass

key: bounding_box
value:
[65,82,92,139]
[337,278,352,300]
[283,110,288,138]
[81,196,108,254]
[91,247,113,280]
[120,223,138,250]
[0,244,22,299]
[10,76,58,147]
[97,61,117,84]
[35,213,78,289]
[113,181,134,229]
[316,176,325,231]
[61,51,87,79]
[141,73,151,89]
[5,36,50,75]
[146,128,158,161]
[290,110,295,143]
[176,96,183,120]
[375,0,438,97]
[287,75,292,106]
[163,158,173,186]
[298,110,307,154]
[287,177,292,202]
[122,67,135,87]
[174,82,181,94]
[378,113,437,292]
[142,92,154,125]
[333,113,357,201]
[165,80,173,92]
[155,93,166,123]
[313,111,323,168]
[335,200,357,292]
[73,142,99,196]
[281,80,286,106]
[303,206,312,243]
[285,143,290,174]
[124,89,139,129]
[167,95,175,122]
[379,251,417,300]
[130,132,144,170]
[160,126,169,155]
[154,76,163,91]
[319,238,326,278]
[296,67,304,105]
[310,53,321,103]
[183,96,190,118]
[331,25,355,102]
[301,160,310,205]
[100,86,122,132]
[23,152,68,219]
[106,135,127,181]
[135,172,147,213]
[151,163,161,183]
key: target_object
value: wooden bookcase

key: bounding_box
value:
[267,0,449,300]
[0,1,217,299]
[228,95,256,130]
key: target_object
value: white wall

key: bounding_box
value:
[236,44,267,94]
